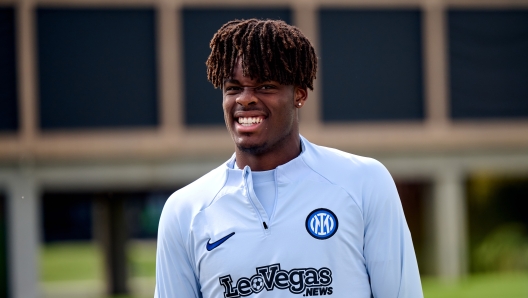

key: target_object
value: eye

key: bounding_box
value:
[224,86,242,94]
[257,84,277,92]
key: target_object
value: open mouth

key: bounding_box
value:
[237,117,263,126]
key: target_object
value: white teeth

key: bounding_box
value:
[238,117,262,126]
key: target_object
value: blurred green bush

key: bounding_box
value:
[473,223,528,272]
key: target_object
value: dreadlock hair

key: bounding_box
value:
[206,19,317,90]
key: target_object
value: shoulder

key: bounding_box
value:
[302,138,399,222]
[301,138,391,187]
[159,163,228,230]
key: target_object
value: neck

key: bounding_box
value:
[235,134,301,171]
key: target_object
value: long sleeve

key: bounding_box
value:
[155,197,202,298]
[362,161,423,298]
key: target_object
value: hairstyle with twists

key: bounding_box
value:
[206,19,317,90]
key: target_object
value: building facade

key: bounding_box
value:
[1,0,528,297]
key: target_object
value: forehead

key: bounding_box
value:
[224,60,266,85]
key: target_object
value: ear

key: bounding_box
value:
[294,86,308,108]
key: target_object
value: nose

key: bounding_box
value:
[235,87,258,107]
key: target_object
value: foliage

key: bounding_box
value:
[472,223,528,272]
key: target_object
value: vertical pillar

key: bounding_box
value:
[17,0,39,155]
[157,0,183,136]
[11,1,40,295]
[432,167,467,281]
[94,195,129,295]
[293,0,321,132]
[0,192,7,298]
[7,171,39,298]
[423,1,449,128]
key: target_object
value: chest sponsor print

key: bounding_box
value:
[219,263,333,297]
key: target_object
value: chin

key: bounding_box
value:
[236,141,269,155]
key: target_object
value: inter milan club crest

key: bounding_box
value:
[305,208,338,240]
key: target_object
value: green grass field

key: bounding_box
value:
[422,273,528,298]
[40,241,528,298]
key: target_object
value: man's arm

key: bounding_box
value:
[155,196,201,298]
[362,161,423,298]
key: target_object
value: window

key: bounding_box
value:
[0,7,18,132]
[320,9,424,122]
[449,10,528,119]
[37,8,158,129]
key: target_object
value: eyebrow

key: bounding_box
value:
[224,79,279,86]
[223,79,240,85]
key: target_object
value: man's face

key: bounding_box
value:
[222,60,306,156]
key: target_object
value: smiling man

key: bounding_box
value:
[221,57,307,171]
[155,19,423,298]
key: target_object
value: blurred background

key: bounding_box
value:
[0,0,527,297]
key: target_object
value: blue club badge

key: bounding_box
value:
[306,208,338,240]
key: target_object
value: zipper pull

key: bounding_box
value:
[263,222,268,229]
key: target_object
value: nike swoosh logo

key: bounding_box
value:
[206,232,235,251]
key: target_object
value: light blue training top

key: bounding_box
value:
[155,136,423,298]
